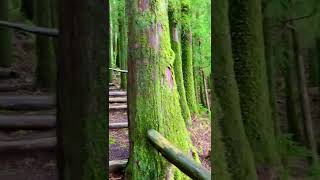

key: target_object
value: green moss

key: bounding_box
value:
[125,0,198,179]
[229,0,283,175]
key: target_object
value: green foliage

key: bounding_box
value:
[109,135,116,145]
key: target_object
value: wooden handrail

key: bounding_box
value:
[147,129,211,180]
[109,68,128,73]
[0,21,58,37]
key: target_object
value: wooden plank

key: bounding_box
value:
[109,86,119,90]
[109,122,128,129]
[109,97,127,103]
[109,68,128,73]
[109,159,128,173]
[109,91,127,96]
[0,20,58,37]
[109,105,127,110]
[0,69,19,79]
[0,137,56,152]
[147,129,211,180]
[0,96,55,110]
[0,115,55,129]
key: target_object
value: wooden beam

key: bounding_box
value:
[109,91,127,96]
[109,105,127,111]
[147,129,211,180]
[109,159,128,173]
[0,20,58,37]
[0,137,56,152]
[0,95,55,110]
[109,68,128,73]
[109,97,127,103]
[0,115,55,129]
[109,122,128,129]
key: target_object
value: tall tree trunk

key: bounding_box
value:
[212,0,258,179]
[125,0,198,179]
[284,28,306,144]
[109,3,113,82]
[119,1,127,89]
[168,0,191,124]
[0,0,12,67]
[21,0,34,20]
[291,28,319,165]
[312,39,320,87]
[57,0,108,179]
[229,0,282,177]
[34,0,56,90]
[181,0,198,114]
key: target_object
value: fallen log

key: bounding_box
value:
[109,97,127,103]
[147,129,211,180]
[109,122,128,129]
[0,137,56,152]
[109,105,127,111]
[0,96,55,110]
[0,20,58,37]
[109,91,127,96]
[0,69,19,79]
[0,115,55,129]
[109,159,128,173]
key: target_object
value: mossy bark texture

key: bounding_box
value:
[35,0,56,90]
[212,0,258,179]
[229,0,282,176]
[0,0,12,67]
[168,0,191,125]
[57,0,108,179]
[126,0,197,179]
[181,0,198,114]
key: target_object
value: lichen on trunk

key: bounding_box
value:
[125,0,198,179]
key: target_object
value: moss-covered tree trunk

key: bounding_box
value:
[125,0,198,179]
[168,0,191,124]
[119,0,127,89]
[21,0,33,20]
[181,0,197,114]
[57,0,108,179]
[284,28,306,144]
[0,0,12,67]
[212,0,258,179]
[229,0,282,177]
[312,39,320,87]
[34,0,56,90]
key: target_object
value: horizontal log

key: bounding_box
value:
[0,95,55,110]
[109,105,127,111]
[109,86,119,90]
[109,122,128,129]
[0,69,19,79]
[0,84,32,92]
[0,115,55,129]
[0,137,56,152]
[147,129,211,180]
[109,91,127,96]
[109,97,127,103]
[0,20,58,37]
[109,68,128,73]
[109,159,128,173]
[109,83,114,86]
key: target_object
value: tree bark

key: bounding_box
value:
[212,0,258,179]
[0,0,12,67]
[34,0,56,90]
[168,0,191,125]
[125,0,198,178]
[57,0,108,179]
[229,0,282,177]
[181,0,198,114]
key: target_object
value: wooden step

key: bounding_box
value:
[0,69,19,79]
[109,91,127,96]
[0,137,56,152]
[109,97,127,103]
[0,115,55,129]
[0,84,32,92]
[109,104,127,111]
[109,86,119,90]
[0,95,55,110]
[109,122,128,129]
[109,159,128,173]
